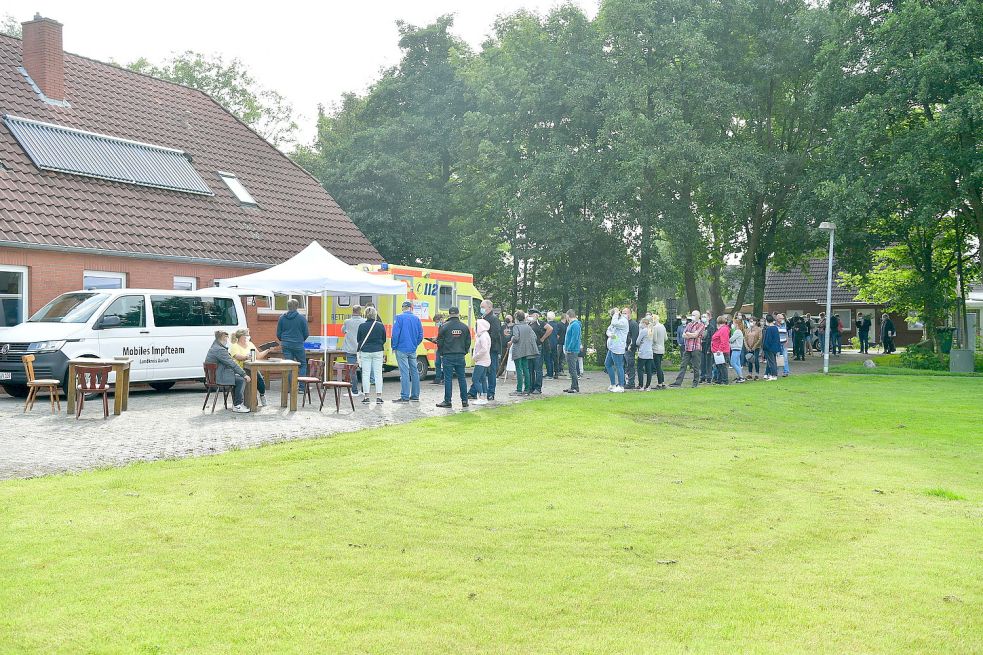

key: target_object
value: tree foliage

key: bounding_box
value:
[294,1,981,333]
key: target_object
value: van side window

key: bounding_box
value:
[438,286,454,311]
[201,297,238,326]
[151,296,238,327]
[101,295,146,328]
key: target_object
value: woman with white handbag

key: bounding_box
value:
[356,307,388,405]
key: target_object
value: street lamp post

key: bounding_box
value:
[819,222,836,374]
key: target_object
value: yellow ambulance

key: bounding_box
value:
[319,264,484,377]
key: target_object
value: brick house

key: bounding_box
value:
[740,258,924,348]
[0,16,382,347]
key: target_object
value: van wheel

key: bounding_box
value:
[149,381,176,392]
[1,384,29,399]
[417,356,429,379]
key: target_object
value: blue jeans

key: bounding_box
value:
[468,350,499,398]
[605,350,625,387]
[531,351,544,391]
[442,353,467,403]
[345,353,359,394]
[730,350,743,379]
[780,343,790,375]
[396,350,420,400]
[281,343,307,390]
[472,364,488,397]
[544,345,556,377]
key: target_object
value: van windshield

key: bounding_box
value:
[29,292,109,323]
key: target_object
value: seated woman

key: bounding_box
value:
[229,328,272,407]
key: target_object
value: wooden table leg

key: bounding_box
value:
[280,369,289,408]
[245,369,258,411]
[113,375,124,416]
[289,366,299,411]
[66,363,76,415]
[121,366,130,411]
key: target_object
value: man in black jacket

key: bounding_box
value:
[857,312,872,353]
[468,299,502,401]
[436,307,472,409]
[623,307,639,389]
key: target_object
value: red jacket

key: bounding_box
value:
[711,324,730,354]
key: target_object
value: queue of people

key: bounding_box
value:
[205,296,898,414]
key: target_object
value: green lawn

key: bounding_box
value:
[1,376,981,654]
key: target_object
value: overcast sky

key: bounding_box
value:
[4,0,599,143]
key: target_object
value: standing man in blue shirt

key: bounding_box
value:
[563,309,582,393]
[391,300,424,403]
[276,298,309,391]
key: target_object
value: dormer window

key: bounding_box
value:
[218,171,258,207]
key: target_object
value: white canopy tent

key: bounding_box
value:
[216,241,406,380]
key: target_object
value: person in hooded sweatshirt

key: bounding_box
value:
[604,307,629,392]
[276,298,309,390]
[470,318,492,405]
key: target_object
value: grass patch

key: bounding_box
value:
[1,376,981,653]
[924,487,966,501]
[829,355,983,377]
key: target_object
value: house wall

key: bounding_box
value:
[0,246,319,347]
[737,300,923,347]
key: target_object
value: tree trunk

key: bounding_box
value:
[683,250,700,314]
[752,252,768,317]
[708,264,725,318]
[638,214,652,314]
[729,197,765,312]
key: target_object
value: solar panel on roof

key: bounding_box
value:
[3,114,213,196]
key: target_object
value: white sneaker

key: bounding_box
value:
[614,386,625,393]
[352,390,361,397]
[258,394,267,407]
[607,385,616,392]
[232,404,250,413]
[472,398,488,405]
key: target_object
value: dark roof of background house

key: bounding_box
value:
[0,33,382,266]
[763,258,863,304]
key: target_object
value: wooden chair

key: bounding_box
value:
[202,363,233,413]
[21,354,62,414]
[74,365,112,420]
[322,362,358,413]
[299,359,327,409]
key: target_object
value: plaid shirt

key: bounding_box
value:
[683,321,705,352]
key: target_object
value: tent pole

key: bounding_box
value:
[322,290,328,383]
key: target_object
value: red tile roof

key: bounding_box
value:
[0,33,382,267]
[764,258,863,304]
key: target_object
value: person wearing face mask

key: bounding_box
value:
[468,299,501,401]
[700,313,715,383]
[205,330,251,413]
[623,307,639,390]
[669,310,706,388]
[604,307,629,392]
[498,314,514,378]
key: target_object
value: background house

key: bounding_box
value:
[0,16,381,344]
[740,258,924,348]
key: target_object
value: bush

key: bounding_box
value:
[849,336,860,350]
[899,349,948,370]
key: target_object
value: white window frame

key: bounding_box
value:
[832,309,852,330]
[257,293,308,316]
[0,264,28,327]
[82,270,126,290]
[173,275,197,291]
[218,171,258,206]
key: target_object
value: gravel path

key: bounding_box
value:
[0,351,864,480]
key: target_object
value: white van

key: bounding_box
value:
[0,288,247,398]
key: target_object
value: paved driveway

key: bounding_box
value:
[0,351,864,480]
